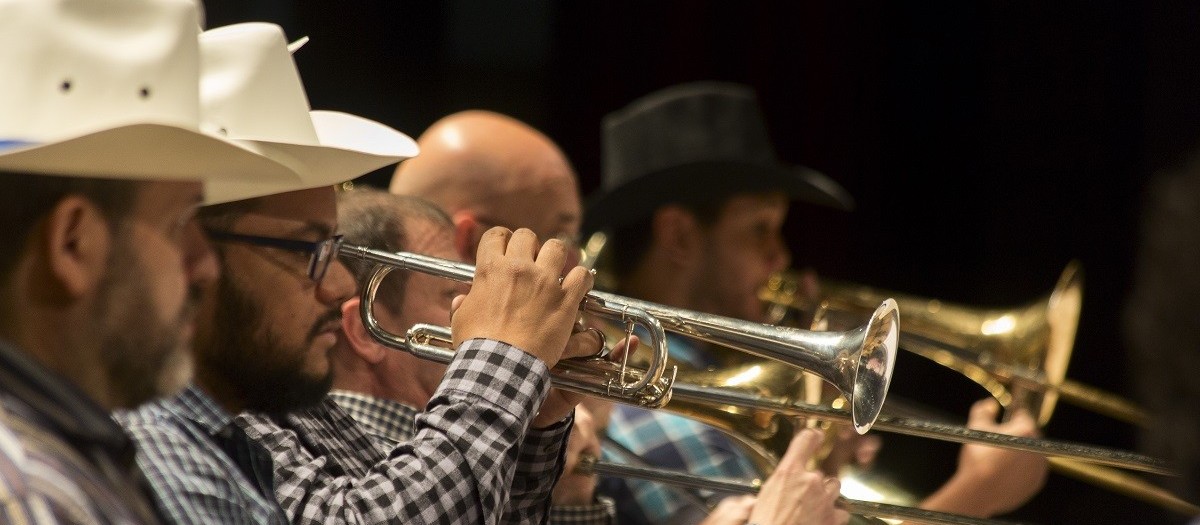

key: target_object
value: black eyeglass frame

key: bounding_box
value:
[205,230,345,283]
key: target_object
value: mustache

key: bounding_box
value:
[306,307,343,341]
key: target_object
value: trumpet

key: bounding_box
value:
[345,244,900,432]
[346,245,1171,474]
[576,455,1025,525]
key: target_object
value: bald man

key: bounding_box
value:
[385,112,608,522]
[391,110,582,267]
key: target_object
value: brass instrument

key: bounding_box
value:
[576,455,1027,525]
[347,244,1171,474]
[760,262,1146,427]
[345,244,901,431]
[758,264,1197,515]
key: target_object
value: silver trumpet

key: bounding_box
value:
[344,244,901,432]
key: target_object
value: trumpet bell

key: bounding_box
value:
[762,262,1091,426]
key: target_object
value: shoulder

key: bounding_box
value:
[0,401,100,523]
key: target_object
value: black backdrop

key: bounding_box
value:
[204,2,1200,523]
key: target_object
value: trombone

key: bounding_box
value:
[576,455,1029,525]
[345,244,900,432]
[344,244,1172,474]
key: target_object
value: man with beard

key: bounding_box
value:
[0,1,303,523]
[117,22,600,525]
[585,82,1047,524]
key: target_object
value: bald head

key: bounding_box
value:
[390,110,581,263]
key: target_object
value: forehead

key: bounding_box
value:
[133,180,204,214]
[717,192,789,221]
[233,186,338,234]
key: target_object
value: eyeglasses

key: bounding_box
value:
[205,230,344,283]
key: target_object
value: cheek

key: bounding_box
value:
[137,234,189,318]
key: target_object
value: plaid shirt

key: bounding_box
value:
[328,390,616,525]
[114,385,288,525]
[597,336,759,525]
[235,338,566,525]
[0,339,161,524]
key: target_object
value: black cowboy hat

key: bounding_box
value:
[583,81,853,234]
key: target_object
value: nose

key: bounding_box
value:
[183,219,220,290]
[317,257,357,306]
[769,232,792,274]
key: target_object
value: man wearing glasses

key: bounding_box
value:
[118,23,601,525]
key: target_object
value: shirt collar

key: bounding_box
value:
[0,338,130,453]
[163,384,237,437]
[327,390,418,444]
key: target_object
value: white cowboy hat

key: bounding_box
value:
[199,22,419,204]
[0,0,300,184]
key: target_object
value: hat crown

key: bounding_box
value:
[199,22,319,144]
[0,0,203,143]
[602,81,778,191]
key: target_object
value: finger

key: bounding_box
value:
[536,237,568,274]
[561,328,604,360]
[778,428,824,470]
[608,334,640,362]
[822,477,841,497]
[505,228,540,260]
[476,226,514,266]
[450,294,466,317]
[831,508,851,525]
[968,398,1001,428]
[559,265,595,304]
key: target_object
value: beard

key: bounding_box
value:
[96,231,196,409]
[195,269,336,414]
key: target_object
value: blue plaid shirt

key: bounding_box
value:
[598,336,759,525]
[115,385,288,525]
[117,338,563,525]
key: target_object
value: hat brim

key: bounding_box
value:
[0,123,299,184]
[583,161,854,234]
[204,111,419,204]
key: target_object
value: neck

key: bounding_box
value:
[192,367,245,414]
[0,278,116,410]
[332,353,433,410]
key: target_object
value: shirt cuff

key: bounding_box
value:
[434,338,552,422]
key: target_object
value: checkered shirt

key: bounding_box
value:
[0,340,162,525]
[597,337,759,525]
[114,385,288,524]
[235,338,565,525]
[329,390,617,525]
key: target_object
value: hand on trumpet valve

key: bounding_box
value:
[450,227,594,369]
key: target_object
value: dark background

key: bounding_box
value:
[205,2,1200,523]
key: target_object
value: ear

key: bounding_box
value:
[651,205,702,266]
[451,211,483,263]
[43,196,113,299]
[340,298,387,365]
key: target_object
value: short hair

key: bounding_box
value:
[1124,149,1200,498]
[0,172,138,280]
[336,188,453,313]
[603,194,729,282]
